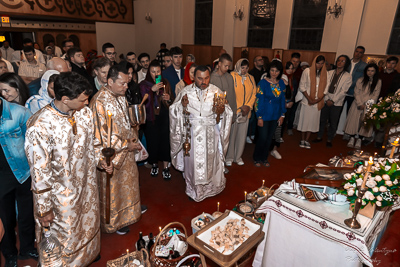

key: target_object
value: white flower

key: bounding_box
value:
[379,186,387,192]
[394,179,398,185]
[364,191,375,200]
[347,189,355,196]
[386,180,393,186]
[373,187,379,193]
[388,159,395,164]
[380,112,387,119]
[374,163,380,168]
[356,178,363,187]
[375,175,382,182]
[356,166,364,173]
[377,195,383,201]
[376,201,382,207]
[383,174,390,180]
[344,182,354,189]
[350,172,355,177]
[385,166,391,171]
[366,179,377,188]
[344,173,352,180]
[362,200,367,206]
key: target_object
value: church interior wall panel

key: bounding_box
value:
[181,44,222,66]
[272,0,294,50]
[36,31,96,57]
[357,0,399,55]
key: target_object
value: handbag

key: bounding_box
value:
[134,140,149,162]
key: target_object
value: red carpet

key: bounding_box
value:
[2,129,399,266]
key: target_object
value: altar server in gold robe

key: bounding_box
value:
[25,72,101,266]
[170,65,233,202]
[89,64,143,235]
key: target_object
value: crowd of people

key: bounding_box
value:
[1,38,400,266]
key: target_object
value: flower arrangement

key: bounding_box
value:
[339,158,400,208]
[364,89,400,130]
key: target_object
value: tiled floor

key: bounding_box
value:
[3,129,399,266]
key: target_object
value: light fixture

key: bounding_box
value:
[327,1,343,18]
[145,13,152,23]
[234,5,244,21]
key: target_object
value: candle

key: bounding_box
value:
[159,226,162,233]
[390,138,399,159]
[107,110,112,148]
[244,191,247,203]
[360,150,363,155]
[361,157,373,189]
[127,249,129,254]
[217,202,220,212]
[224,91,227,98]
[262,180,265,187]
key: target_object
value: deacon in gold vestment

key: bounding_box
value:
[24,73,100,266]
[89,65,142,234]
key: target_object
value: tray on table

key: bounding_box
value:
[295,165,352,187]
[187,210,264,267]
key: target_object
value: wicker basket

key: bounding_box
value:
[247,183,279,208]
[150,222,190,267]
[106,248,151,267]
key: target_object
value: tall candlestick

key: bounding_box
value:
[361,156,373,189]
[390,138,399,159]
[217,202,220,212]
[107,111,112,148]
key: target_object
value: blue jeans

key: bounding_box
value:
[253,120,278,163]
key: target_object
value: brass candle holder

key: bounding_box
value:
[212,92,227,124]
[102,147,115,224]
[344,186,367,229]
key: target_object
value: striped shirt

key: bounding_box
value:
[18,61,46,78]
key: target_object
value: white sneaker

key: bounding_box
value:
[355,138,362,149]
[347,137,355,148]
[278,138,284,143]
[271,150,282,159]
[237,159,244,165]
[304,141,311,149]
[299,140,305,148]
[225,160,233,167]
[246,137,252,144]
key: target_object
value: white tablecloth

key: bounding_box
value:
[253,190,391,267]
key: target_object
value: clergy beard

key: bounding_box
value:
[195,81,208,90]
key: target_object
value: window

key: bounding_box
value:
[195,0,213,45]
[289,0,328,50]
[247,0,277,48]
[388,3,400,55]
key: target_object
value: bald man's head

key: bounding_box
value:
[46,57,69,72]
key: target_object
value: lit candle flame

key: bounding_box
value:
[159,226,162,233]
[368,156,373,165]
[262,180,265,187]
[394,138,399,145]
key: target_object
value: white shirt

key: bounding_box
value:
[0,47,14,61]
[138,69,147,83]
[175,68,181,78]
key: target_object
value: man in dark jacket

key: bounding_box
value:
[162,46,184,97]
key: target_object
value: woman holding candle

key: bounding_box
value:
[253,60,286,167]
[140,60,174,180]
[344,63,381,149]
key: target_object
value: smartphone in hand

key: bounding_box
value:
[155,75,162,84]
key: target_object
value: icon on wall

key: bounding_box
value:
[274,49,283,60]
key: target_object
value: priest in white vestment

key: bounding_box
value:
[170,65,233,202]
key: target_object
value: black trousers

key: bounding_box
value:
[318,104,342,141]
[0,177,35,257]
[253,120,278,163]
[144,113,171,165]
[343,96,354,113]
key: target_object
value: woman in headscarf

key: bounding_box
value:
[25,70,59,114]
[225,58,257,167]
[140,60,174,180]
[297,55,328,149]
[175,62,196,96]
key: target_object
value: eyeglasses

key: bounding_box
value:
[106,52,117,56]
